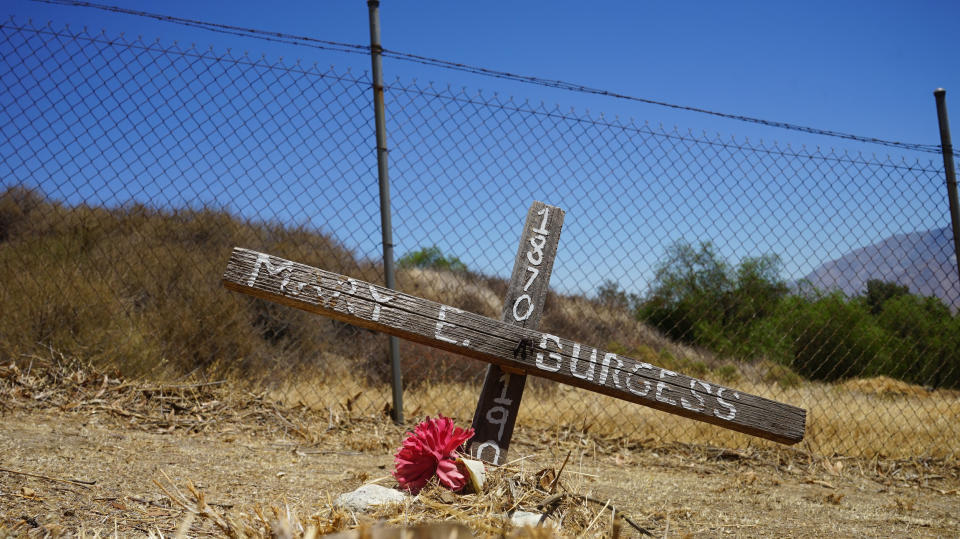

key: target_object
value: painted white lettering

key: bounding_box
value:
[569,343,597,381]
[682,379,709,412]
[327,284,340,307]
[714,388,739,420]
[284,281,306,296]
[513,294,533,321]
[341,279,358,313]
[435,305,463,345]
[297,281,307,294]
[368,285,395,322]
[246,253,292,287]
[327,279,358,312]
[474,441,501,464]
[494,373,512,405]
[655,369,679,405]
[523,265,540,292]
[529,234,546,254]
[535,334,562,372]
[625,361,653,396]
[597,353,624,388]
[526,243,544,266]
[532,206,550,235]
[485,405,509,440]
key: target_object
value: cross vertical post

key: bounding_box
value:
[467,201,565,465]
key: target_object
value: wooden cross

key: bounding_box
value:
[221,204,806,463]
[467,201,564,465]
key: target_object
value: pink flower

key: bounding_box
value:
[393,414,474,494]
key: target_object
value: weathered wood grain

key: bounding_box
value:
[469,201,565,464]
[222,247,806,444]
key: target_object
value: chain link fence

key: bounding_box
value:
[2,19,958,458]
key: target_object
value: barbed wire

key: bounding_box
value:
[30,0,369,56]
[0,19,372,82]
[30,0,958,158]
[0,17,941,175]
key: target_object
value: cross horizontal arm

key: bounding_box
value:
[222,247,806,445]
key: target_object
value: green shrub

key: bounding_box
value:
[770,287,958,387]
[873,293,959,386]
[635,239,960,389]
[636,240,788,358]
[864,279,910,315]
[397,246,467,272]
[772,293,889,381]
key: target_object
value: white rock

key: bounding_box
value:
[334,484,409,512]
[510,510,555,529]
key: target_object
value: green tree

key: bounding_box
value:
[725,254,790,326]
[775,292,887,381]
[873,292,954,385]
[863,279,910,315]
[636,241,730,343]
[397,246,468,272]
[762,284,960,388]
[636,241,788,357]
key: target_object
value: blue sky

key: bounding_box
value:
[10,0,959,151]
[5,0,959,294]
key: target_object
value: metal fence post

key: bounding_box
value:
[368,0,403,424]
[933,88,960,308]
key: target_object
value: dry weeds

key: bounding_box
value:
[2,354,959,537]
[278,365,960,461]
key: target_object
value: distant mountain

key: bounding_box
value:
[802,227,960,310]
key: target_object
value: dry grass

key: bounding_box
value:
[3,354,958,537]
[2,187,709,389]
[3,186,959,467]
[0,186,385,380]
[275,367,960,460]
[147,461,651,538]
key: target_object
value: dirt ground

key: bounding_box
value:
[1,361,959,537]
